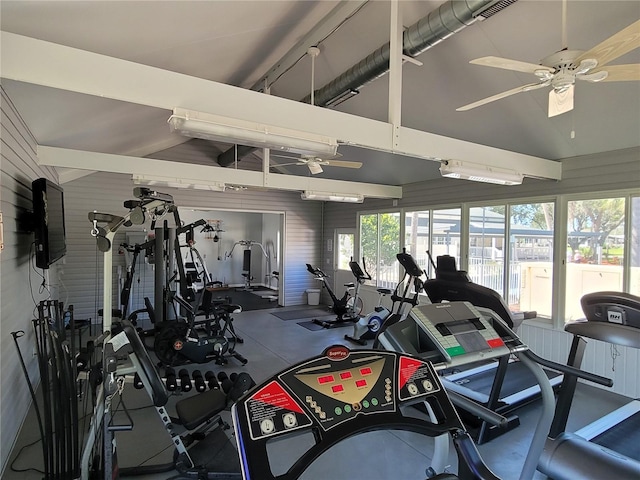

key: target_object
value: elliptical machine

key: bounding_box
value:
[345,249,427,346]
[306,259,366,328]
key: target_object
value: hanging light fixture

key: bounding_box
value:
[168,108,338,157]
[439,160,523,185]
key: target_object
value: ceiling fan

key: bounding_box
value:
[270,153,362,175]
[457,7,640,117]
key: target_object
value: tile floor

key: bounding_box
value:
[5,303,630,480]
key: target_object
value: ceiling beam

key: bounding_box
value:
[1,32,561,180]
[37,146,403,199]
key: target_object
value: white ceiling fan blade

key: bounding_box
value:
[575,19,640,68]
[456,82,549,112]
[270,152,303,161]
[272,161,304,167]
[470,56,554,75]
[595,64,640,82]
[322,160,362,169]
[548,85,574,118]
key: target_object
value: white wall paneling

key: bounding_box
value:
[0,86,59,474]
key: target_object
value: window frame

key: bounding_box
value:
[357,208,402,289]
[360,188,638,329]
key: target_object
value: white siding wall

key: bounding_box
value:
[62,171,323,321]
[0,87,60,474]
[520,322,640,398]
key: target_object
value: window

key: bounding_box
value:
[432,208,462,270]
[359,212,400,288]
[565,197,626,322]
[510,202,555,317]
[464,202,555,316]
[404,210,430,272]
[373,190,637,325]
[468,206,506,299]
[336,231,354,270]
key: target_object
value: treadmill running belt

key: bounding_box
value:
[591,411,640,461]
[452,362,560,399]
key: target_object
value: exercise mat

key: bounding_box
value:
[271,308,331,321]
[296,319,353,331]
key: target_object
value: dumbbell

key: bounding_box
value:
[179,369,192,392]
[192,370,206,393]
[165,367,177,391]
[217,372,233,393]
[133,373,144,389]
[205,371,219,390]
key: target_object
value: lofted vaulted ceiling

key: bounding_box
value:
[1,1,638,195]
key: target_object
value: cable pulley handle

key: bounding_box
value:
[11,330,25,339]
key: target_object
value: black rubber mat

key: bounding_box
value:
[592,410,640,460]
[297,319,352,331]
[271,308,331,320]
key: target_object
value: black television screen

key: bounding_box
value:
[32,178,67,269]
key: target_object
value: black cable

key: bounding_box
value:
[9,437,46,474]
[135,442,174,468]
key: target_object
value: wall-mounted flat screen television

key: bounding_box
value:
[32,178,67,269]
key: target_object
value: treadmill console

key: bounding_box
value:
[232,346,470,480]
[411,302,511,362]
[581,291,640,328]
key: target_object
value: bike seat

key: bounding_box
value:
[377,288,392,295]
[216,303,242,314]
[344,282,355,288]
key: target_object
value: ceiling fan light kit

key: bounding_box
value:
[301,191,364,203]
[168,107,338,157]
[439,160,524,186]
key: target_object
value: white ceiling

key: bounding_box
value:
[1,0,639,189]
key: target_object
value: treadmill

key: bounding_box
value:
[376,301,611,480]
[422,255,563,443]
[538,291,640,480]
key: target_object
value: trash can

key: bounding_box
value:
[306,288,321,306]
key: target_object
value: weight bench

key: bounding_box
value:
[118,320,243,478]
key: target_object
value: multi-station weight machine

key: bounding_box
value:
[225,240,269,291]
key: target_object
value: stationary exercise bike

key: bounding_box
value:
[154,259,248,367]
[344,286,392,345]
[154,293,247,367]
[306,260,365,328]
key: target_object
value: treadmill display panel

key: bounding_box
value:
[238,346,442,442]
[412,302,510,361]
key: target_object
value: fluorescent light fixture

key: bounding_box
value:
[168,107,338,157]
[301,191,364,203]
[439,160,523,186]
[132,174,226,191]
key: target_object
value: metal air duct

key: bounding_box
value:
[217,0,516,167]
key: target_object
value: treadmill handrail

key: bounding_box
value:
[523,350,613,387]
[448,390,508,427]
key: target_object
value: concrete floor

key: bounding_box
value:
[4,303,631,480]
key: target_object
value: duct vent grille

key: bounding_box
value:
[475,0,519,20]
